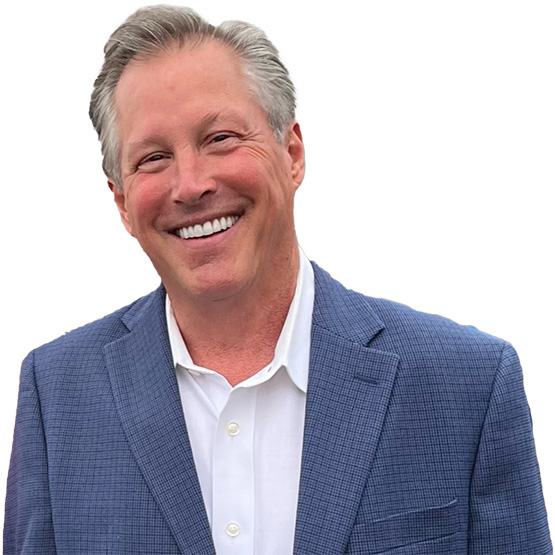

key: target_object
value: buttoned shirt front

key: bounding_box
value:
[166,251,315,555]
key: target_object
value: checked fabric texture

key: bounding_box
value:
[4,263,552,554]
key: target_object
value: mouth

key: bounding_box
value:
[171,215,240,240]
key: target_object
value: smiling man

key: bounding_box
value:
[4,5,552,555]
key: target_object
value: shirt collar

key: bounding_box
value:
[165,247,314,393]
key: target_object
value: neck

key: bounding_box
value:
[168,248,300,386]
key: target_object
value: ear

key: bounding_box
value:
[108,179,135,237]
[286,121,305,189]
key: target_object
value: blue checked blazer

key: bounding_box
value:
[4,263,552,554]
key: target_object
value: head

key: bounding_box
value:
[90,5,296,190]
[90,6,305,304]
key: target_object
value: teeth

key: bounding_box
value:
[175,215,239,240]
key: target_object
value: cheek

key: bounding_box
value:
[220,151,290,205]
[219,155,262,191]
[127,182,168,228]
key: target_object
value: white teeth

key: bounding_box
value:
[175,215,239,239]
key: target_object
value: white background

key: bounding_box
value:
[1,0,553,536]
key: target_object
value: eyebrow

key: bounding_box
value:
[199,110,251,133]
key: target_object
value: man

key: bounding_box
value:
[4,5,552,555]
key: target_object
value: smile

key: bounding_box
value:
[173,215,240,239]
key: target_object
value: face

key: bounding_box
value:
[111,41,304,304]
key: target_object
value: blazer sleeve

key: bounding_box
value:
[4,351,57,554]
[468,343,552,554]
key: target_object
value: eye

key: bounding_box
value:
[137,152,170,171]
[205,132,240,152]
[140,153,166,164]
[211,134,231,143]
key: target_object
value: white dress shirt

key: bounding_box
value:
[166,251,315,555]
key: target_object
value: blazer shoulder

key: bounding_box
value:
[367,296,516,400]
[372,292,500,335]
[369,294,506,349]
[28,287,163,369]
[312,261,509,377]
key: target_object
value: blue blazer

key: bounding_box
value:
[4,264,552,554]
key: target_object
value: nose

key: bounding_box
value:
[171,150,217,205]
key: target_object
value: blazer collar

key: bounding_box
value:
[310,262,385,345]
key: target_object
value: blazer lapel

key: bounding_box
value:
[294,265,400,554]
[105,287,216,555]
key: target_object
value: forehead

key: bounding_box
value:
[115,40,253,110]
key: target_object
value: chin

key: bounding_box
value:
[171,263,252,302]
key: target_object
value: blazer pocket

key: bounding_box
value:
[347,499,460,554]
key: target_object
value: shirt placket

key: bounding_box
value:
[212,386,256,555]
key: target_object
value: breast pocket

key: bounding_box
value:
[347,499,460,554]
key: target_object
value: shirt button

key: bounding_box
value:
[226,421,240,436]
[226,522,240,537]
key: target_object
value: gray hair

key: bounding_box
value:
[89,5,296,190]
